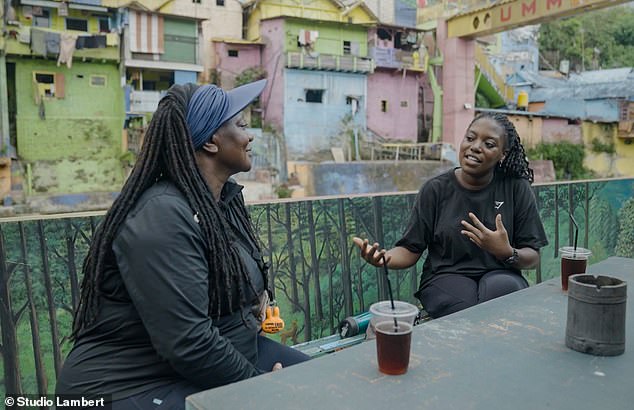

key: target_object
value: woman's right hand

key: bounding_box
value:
[272,362,283,371]
[352,237,391,267]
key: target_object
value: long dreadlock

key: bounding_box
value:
[469,112,534,183]
[72,84,262,339]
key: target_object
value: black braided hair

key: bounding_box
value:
[469,112,534,183]
[72,84,263,339]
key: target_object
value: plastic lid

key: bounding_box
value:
[559,246,592,257]
[369,300,418,319]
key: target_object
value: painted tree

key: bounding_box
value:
[615,198,634,258]
[18,222,48,401]
[0,225,24,395]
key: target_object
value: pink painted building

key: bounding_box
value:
[367,70,422,141]
[367,25,434,142]
[212,40,263,88]
[541,118,583,144]
[258,18,285,134]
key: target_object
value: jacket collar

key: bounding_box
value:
[219,178,244,204]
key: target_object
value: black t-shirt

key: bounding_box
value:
[56,180,266,401]
[396,169,548,288]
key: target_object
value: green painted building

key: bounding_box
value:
[2,0,125,197]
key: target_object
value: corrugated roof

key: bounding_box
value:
[530,82,634,102]
[568,68,634,84]
[510,69,634,102]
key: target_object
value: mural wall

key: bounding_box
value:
[1,177,633,397]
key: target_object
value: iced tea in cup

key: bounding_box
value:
[369,301,418,375]
[559,246,592,291]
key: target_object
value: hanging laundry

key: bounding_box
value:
[58,32,78,68]
[22,5,33,19]
[30,28,46,57]
[309,31,319,43]
[298,29,307,45]
[18,26,31,44]
[38,100,45,120]
[93,35,107,48]
[106,32,118,47]
[298,30,318,47]
[45,31,60,56]
[75,36,86,49]
[80,35,106,49]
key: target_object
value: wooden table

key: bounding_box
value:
[187,257,633,410]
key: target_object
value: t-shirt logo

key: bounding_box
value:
[494,201,504,210]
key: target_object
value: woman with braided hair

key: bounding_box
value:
[56,79,309,409]
[353,112,548,319]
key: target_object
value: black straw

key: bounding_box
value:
[569,212,579,256]
[381,254,399,331]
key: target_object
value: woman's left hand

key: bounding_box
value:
[461,213,513,260]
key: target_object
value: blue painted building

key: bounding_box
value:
[283,70,367,157]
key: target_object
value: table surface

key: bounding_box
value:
[186,257,633,410]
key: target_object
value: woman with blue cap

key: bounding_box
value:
[56,79,309,409]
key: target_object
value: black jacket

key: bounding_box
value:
[56,180,267,400]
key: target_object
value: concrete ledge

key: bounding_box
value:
[288,160,455,196]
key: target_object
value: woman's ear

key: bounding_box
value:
[201,138,219,154]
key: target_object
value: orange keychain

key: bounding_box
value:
[261,305,285,334]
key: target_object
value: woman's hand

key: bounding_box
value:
[272,362,283,371]
[352,237,391,267]
[460,213,513,260]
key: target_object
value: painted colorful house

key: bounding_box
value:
[367,24,432,141]
[1,0,125,197]
[243,0,377,160]
[119,4,204,114]
[211,38,264,89]
[103,0,243,84]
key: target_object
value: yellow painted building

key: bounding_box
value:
[488,111,634,178]
[583,122,634,177]
[243,0,377,42]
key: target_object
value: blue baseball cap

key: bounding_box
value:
[186,79,267,150]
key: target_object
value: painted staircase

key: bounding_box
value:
[474,43,516,108]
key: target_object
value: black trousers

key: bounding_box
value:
[108,335,310,410]
[417,270,529,319]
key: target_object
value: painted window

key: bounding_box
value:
[98,17,110,33]
[305,89,324,103]
[33,72,64,99]
[400,101,408,107]
[66,18,88,32]
[346,96,359,115]
[343,41,351,55]
[228,49,239,57]
[216,0,225,5]
[33,9,50,28]
[90,75,107,87]
[381,100,388,112]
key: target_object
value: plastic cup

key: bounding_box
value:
[559,246,592,291]
[369,301,418,375]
